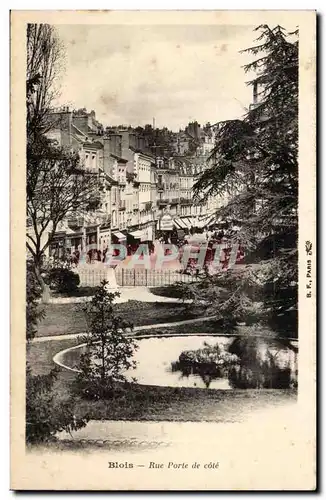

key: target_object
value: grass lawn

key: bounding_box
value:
[27,338,80,401]
[134,319,224,337]
[51,286,95,298]
[27,338,297,423]
[37,300,198,337]
[149,284,185,299]
[72,384,296,423]
[27,338,81,376]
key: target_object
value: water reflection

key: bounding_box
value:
[172,337,298,389]
[62,335,298,390]
[125,336,237,389]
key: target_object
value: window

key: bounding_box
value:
[113,189,118,203]
[87,153,96,168]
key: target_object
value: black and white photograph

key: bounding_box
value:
[10,10,316,491]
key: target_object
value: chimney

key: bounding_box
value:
[137,135,146,152]
[102,137,111,176]
[128,133,136,150]
[109,134,122,157]
[119,130,130,150]
[49,109,72,138]
[72,113,88,134]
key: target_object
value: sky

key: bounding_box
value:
[55,24,260,131]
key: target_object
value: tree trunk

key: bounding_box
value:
[34,260,51,304]
[100,305,106,384]
[101,339,106,384]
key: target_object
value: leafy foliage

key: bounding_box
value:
[227,337,297,389]
[26,135,101,270]
[76,281,138,400]
[26,24,64,141]
[174,342,239,388]
[190,25,298,337]
[47,267,80,293]
[180,267,263,329]
[173,337,297,389]
[26,365,88,444]
[26,261,45,341]
[26,24,101,289]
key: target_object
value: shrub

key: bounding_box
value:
[149,284,184,299]
[174,342,240,388]
[26,365,88,444]
[26,261,45,341]
[47,267,80,294]
[228,338,297,389]
[75,280,138,400]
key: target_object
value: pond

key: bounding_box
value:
[128,336,236,389]
[58,335,298,390]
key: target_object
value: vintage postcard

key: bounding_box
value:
[10,10,316,490]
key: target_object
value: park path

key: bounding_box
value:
[48,286,191,304]
[57,419,233,446]
[33,285,211,343]
[31,315,217,343]
[56,402,298,446]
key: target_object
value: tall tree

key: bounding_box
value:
[76,281,138,399]
[26,136,100,290]
[26,24,100,292]
[191,25,298,337]
[27,24,64,141]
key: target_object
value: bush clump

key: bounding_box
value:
[26,261,45,341]
[75,281,137,400]
[47,268,80,294]
[26,365,88,444]
[173,337,297,389]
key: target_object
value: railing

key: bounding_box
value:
[74,267,198,288]
[77,264,112,287]
[179,197,192,205]
[115,269,197,287]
